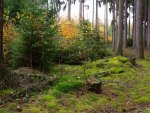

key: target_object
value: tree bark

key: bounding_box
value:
[95,0,98,29]
[92,0,94,27]
[128,5,131,39]
[147,0,150,49]
[83,0,85,21]
[0,0,4,65]
[135,0,144,58]
[47,0,49,10]
[68,0,71,21]
[112,0,116,51]
[133,0,136,48]
[143,0,148,48]
[117,0,125,55]
[123,0,127,48]
[79,0,83,26]
[115,0,119,49]
[105,0,108,44]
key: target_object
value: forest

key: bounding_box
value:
[0,0,150,112]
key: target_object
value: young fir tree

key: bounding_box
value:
[10,1,58,72]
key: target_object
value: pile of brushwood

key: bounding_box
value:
[0,67,57,105]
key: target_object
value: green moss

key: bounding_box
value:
[56,81,83,93]
[1,56,150,113]
[134,96,150,104]
[41,94,56,101]
[0,109,9,113]
[46,101,59,110]
[0,89,13,97]
[112,56,128,63]
[86,68,101,75]
[51,90,64,98]
[23,106,44,113]
[142,108,150,113]
[108,56,128,66]
[7,103,17,112]
[109,67,124,74]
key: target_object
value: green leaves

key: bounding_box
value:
[10,3,58,72]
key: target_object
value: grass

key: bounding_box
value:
[1,55,150,113]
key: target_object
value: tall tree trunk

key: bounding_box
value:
[128,5,131,39]
[117,0,125,55]
[47,0,49,10]
[123,0,127,48]
[83,0,85,21]
[68,0,71,21]
[147,0,150,49]
[143,0,148,48]
[112,0,116,51]
[104,0,108,44]
[135,0,144,58]
[95,0,98,29]
[79,0,83,26]
[0,0,4,65]
[92,0,95,27]
[115,0,119,49]
[133,0,136,48]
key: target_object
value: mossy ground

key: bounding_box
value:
[0,50,150,113]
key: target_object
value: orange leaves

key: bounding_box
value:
[3,10,18,59]
[59,19,80,39]
[3,22,17,41]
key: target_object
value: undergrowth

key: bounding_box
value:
[1,56,150,113]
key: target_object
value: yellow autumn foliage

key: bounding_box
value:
[3,10,18,63]
[59,19,80,39]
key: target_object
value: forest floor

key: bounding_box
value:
[0,49,150,113]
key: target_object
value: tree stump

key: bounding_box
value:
[86,76,102,94]
[129,57,136,66]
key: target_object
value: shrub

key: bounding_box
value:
[57,20,107,65]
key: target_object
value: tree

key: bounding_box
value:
[4,0,25,19]
[10,1,58,72]
[82,0,85,20]
[95,0,98,29]
[128,4,131,39]
[115,0,119,49]
[117,0,125,55]
[92,0,95,27]
[143,0,148,48]
[112,0,116,51]
[104,0,108,44]
[0,0,4,65]
[135,0,144,58]
[147,0,150,49]
[123,0,127,48]
[68,0,71,20]
[79,0,83,26]
[133,0,136,48]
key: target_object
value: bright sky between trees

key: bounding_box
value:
[58,0,113,25]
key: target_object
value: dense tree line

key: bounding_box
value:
[0,0,150,68]
[111,0,150,58]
